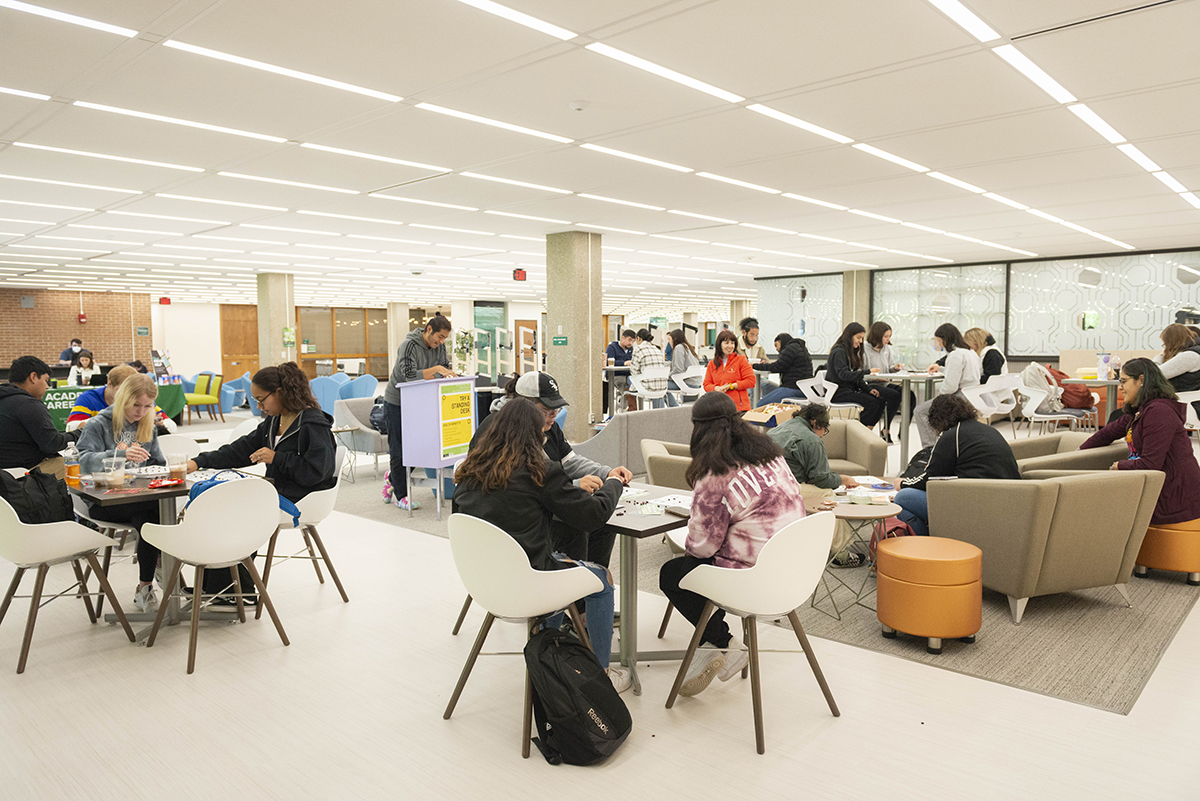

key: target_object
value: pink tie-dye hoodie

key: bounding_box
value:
[685,455,807,569]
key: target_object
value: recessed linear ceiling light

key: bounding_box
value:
[798,233,847,244]
[0,84,49,102]
[0,172,141,194]
[109,210,229,224]
[577,194,665,211]
[739,223,797,235]
[163,41,401,102]
[1179,192,1200,210]
[157,193,287,211]
[712,243,761,252]
[926,0,1000,42]
[744,104,853,144]
[194,235,285,245]
[369,193,478,211]
[499,234,543,242]
[981,192,1028,210]
[484,210,571,224]
[576,223,646,236]
[409,223,495,236]
[461,173,571,194]
[347,235,431,245]
[415,103,572,144]
[1115,144,1160,173]
[12,142,204,172]
[782,193,849,211]
[298,211,404,228]
[584,43,743,103]
[151,243,242,253]
[296,243,375,253]
[449,0,576,39]
[299,143,446,172]
[651,234,709,243]
[242,224,339,236]
[74,101,287,143]
[696,172,781,194]
[1,198,93,211]
[578,144,692,173]
[848,209,901,224]
[851,144,928,173]
[1066,105,1125,144]
[71,224,183,236]
[668,210,737,224]
[9,244,104,252]
[991,45,1076,104]
[218,172,358,194]
[0,0,136,36]
[36,235,144,246]
[926,172,986,193]
[1152,172,1188,193]
[0,217,50,225]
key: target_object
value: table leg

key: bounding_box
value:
[406,469,413,518]
[435,467,444,521]
[616,535,642,695]
[1106,385,1118,422]
[898,378,912,469]
[157,497,180,628]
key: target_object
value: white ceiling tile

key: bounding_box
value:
[966,1,1148,38]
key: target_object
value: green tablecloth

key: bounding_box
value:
[156,384,185,419]
[42,383,187,431]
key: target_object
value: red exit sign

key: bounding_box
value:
[513,268,527,281]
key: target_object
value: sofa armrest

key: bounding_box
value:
[1017,442,1125,474]
[1007,435,1062,461]
[844,422,888,478]
[645,454,693,490]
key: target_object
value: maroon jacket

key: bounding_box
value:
[1081,398,1200,525]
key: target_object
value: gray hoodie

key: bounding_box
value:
[383,328,451,406]
[76,406,165,473]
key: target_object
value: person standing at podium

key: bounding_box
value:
[382,314,456,511]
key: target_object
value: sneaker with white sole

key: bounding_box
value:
[382,470,393,503]
[606,666,632,694]
[830,550,865,569]
[678,647,725,697]
[718,638,750,682]
[393,495,420,511]
[133,584,158,614]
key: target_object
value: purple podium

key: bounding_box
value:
[399,375,478,520]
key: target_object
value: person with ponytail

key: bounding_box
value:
[188,362,336,504]
[657,392,806,697]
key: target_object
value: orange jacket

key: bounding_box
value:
[703,353,756,411]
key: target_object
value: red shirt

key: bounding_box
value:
[703,353,756,411]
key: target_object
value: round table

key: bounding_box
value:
[811,501,902,620]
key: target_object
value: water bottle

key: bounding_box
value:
[1109,353,1122,380]
[64,441,80,488]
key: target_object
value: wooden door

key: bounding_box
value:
[515,318,538,373]
[220,304,259,381]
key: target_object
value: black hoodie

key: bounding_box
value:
[761,338,813,390]
[194,408,336,503]
[0,384,77,470]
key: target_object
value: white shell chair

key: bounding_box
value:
[157,434,202,460]
[665,512,841,754]
[1017,385,1080,436]
[672,365,708,404]
[141,477,288,673]
[230,418,261,442]
[442,514,603,758]
[818,371,866,416]
[1176,390,1200,432]
[257,447,349,619]
[0,497,136,673]
[625,365,671,409]
[72,494,138,618]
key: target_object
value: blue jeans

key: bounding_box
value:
[546,554,614,668]
[894,488,929,537]
[759,386,808,406]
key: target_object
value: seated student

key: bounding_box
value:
[758,333,814,406]
[666,329,700,402]
[1080,359,1200,528]
[1155,324,1200,422]
[914,323,982,449]
[68,364,174,434]
[629,328,671,408]
[59,338,82,366]
[68,349,98,387]
[453,398,631,693]
[826,323,898,431]
[862,322,909,443]
[893,393,1020,537]
[603,329,635,416]
[703,329,756,412]
[737,317,775,394]
[473,371,632,568]
[186,362,336,504]
[658,392,806,697]
[77,374,166,612]
[964,327,1006,384]
[0,356,81,478]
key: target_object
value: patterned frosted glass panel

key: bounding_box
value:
[756,273,843,354]
[871,264,1006,368]
[1009,252,1200,356]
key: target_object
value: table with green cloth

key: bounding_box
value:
[155,384,185,420]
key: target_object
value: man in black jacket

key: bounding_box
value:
[758,333,815,405]
[0,356,79,478]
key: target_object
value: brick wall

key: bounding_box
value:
[0,289,154,368]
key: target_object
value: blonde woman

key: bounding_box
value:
[77,374,166,612]
[963,328,1006,384]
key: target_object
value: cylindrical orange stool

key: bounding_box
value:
[1134,519,1200,585]
[876,537,982,654]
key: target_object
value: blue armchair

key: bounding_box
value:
[329,372,351,387]
[309,376,340,416]
[339,374,377,400]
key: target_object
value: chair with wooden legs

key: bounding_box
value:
[656,527,689,639]
[71,494,137,618]
[184,372,224,423]
[443,514,603,758]
[258,447,350,618]
[0,497,136,673]
[141,478,287,673]
[665,512,841,754]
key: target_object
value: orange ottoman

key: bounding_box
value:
[876,537,982,654]
[1134,519,1200,585]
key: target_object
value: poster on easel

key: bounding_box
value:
[150,349,171,381]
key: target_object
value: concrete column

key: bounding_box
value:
[730,300,753,327]
[386,302,409,374]
[256,272,295,367]
[843,268,871,326]
[546,230,602,441]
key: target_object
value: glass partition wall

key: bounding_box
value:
[297,306,390,379]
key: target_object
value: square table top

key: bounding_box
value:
[70,476,193,508]
[605,482,691,540]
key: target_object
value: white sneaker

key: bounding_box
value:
[606,666,632,694]
[678,647,725,697]
[133,584,158,614]
[718,638,750,682]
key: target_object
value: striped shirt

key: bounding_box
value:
[383,328,450,405]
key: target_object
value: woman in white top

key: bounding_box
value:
[68,349,98,387]
[865,322,912,443]
[667,329,700,404]
[913,323,982,450]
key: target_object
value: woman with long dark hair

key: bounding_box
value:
[913,323,981,448]
[188,362,336,504]
[68,349,98,387]
[825,322,896,430]
[667,329,700,402]
[453,398,630,692]
[1080,359,1200,529]
[703,329,756,411]
[862,322,908,442]
[658,392,806,697]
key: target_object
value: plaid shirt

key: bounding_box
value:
[630,342,668,391]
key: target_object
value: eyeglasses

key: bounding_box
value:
[252,390,274,407]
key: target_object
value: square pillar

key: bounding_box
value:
[257,272,296,367]
[546,231,602,441]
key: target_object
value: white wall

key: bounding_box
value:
[152,302,222,378]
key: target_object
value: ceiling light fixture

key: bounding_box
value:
[1115,144,1160,172]
[460,172,571,194]
[298,210,404,226]
[12,141,204,172]
[1179,192,1200,210]
[483,210,571,224]
[1151,172,1188,193]
[409,224,495,236]
[577,193,665,211]
[218,171,357,194]
[416,103,572,143]
[851,143,929,172]
[241,224,339,236]
[108,210,229,224]
[926,172,986,193]
[72,224,182,236]
[299,143,446,172]
[576,223,646,235]
[369,193,478,211]
[667,210,737,224]
[650,234,709,243]
[981,192,1029,210]
[0,198,92,211]
[1066,104,1125,144]
[194,235,286,245]
[156,193,287,211]
[798,233,847,243]
[584,43,743,103]
[902,222,947,234]
[578,143,691,172]
[782,193,849,211]
[744,104,853,144]
[0,0,136,36]
[848,209,902,223]
[75,101,287,143]
[449,0,576,39]
[991,45,1076,104]
[0,84,51,101]
[0,172,140,194]
[150,243,243,253]
[925,0,1000,42]
[696,172,781,194]
[35,235,143,245]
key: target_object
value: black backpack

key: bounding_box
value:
[369,396,387,435]
[524,627,632,765]
[0,467,74,525]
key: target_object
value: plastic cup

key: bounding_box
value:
[102,456,126,489]
[80,473,95,489]
[168,454,189,481]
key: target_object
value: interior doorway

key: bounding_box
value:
[220,304,259,381]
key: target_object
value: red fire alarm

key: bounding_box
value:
[159,297,171,305]
[78,312,87,323]
[513,268,526,281]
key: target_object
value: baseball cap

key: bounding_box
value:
[514,371,568,409]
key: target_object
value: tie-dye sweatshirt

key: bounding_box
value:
[685,456,807,569]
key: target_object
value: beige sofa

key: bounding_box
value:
[640,418,888,490]
[927,470,1165,623]
[1008,431,1127,474]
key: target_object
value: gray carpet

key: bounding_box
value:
[334,467,1198,715]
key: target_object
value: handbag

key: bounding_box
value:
[0,467,73,524]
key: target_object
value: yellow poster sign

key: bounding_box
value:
[440,382,475,459]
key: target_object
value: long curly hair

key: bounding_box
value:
[252,362,320,413]
[455,398,547,491]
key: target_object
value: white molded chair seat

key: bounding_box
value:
[229,418,261,443]
[626,365,670,408]
[673,365,707,402]
[1017,384,1080,437]
[140,477,288,673]
[443,513,603,758]
[157,434,202,460]
[0,496,136,672]
[665,512,840,754]
[1177,390,1200,432]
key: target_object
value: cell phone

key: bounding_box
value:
[665,505,691,518]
